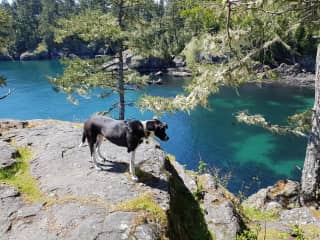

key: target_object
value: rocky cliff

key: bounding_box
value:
[1,120,320,240]
[0,120,170,240]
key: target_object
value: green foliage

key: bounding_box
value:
[197,159,208,174]
[52,2,153,118]
[0,8,12,54]
[291,225,307,240]
[180,4,222,34]
[196,158,232,189]
[288,109,312,134]
[50,56,148,105]
[11,0,42,53]
[236,229,258,240]
[242,206,279,222]
[0,146,42,202]
[54,10,121,45]
[139,0,319,115]
[0,76,6,87]
[236,110,311,137]
[114,192,167,226]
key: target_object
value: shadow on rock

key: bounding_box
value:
[96,160,128,174]
[136,168,168,192]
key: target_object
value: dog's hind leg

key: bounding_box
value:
[129,150,138,181]
[89,139,101,170]
[79,131,86,148]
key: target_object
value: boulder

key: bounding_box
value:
[127,55,172,73]
[167,68,192,77]
[167,160,242,240]
[279,207,320,225]
[243,179,300,210]
[20,51,49,61]
[266,179,300,209]
[276,63,302,76]
[173,56,186,68]
[199,53,228,64]
[0,141,18,170]
[197,174,242,240]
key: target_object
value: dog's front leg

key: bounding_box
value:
[97,143,107,162]
[129,150,138,181]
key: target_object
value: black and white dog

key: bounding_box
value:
[80,115,169,181]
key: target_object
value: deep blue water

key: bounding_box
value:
[0,60,314,194]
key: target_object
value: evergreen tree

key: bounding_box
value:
[11,0,42,53]
[0,7,14,100]
[0,7,11,54]
[139,0,320,205]
[51,0,159,119]
[39,0,59,56]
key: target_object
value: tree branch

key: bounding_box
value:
[0,88,14,100]
[236,111,308,138]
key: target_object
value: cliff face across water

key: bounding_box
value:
[1,120,320,240]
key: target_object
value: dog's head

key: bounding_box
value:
[144,118,169,141]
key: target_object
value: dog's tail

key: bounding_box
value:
[79,131,86,148]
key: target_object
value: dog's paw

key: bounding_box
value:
[131,175,139,182]
[94,165,102,171]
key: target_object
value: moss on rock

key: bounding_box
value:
[0,146,43,202]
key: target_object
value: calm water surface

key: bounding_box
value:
[0,61,314,193]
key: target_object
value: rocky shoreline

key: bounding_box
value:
[1,52,315,89]
[1,120,320,239]
[254,63,315,89]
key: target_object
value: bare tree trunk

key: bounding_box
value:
[301,44,320,205]
[118,42,125,120]
[117,0,125,120]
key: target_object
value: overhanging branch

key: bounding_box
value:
[236,111,308,138]
[0,88,14,100]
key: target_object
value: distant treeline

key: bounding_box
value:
[0,0,317,67]
[0,0,118,59]
[0,0,191,61]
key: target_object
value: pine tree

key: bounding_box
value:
[51,0,158,119]
[139,0,320,204]
[0,7,14,100]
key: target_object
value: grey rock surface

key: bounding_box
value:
[279,207,320,225]
[167,67,192,77]
[243,179,300,210]
[198,174,242,240]
[0,120,169,240]
[242,180,320,239]
[169,162,242,240]
[0,141,18,169]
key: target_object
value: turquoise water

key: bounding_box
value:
[0,61,314,193]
